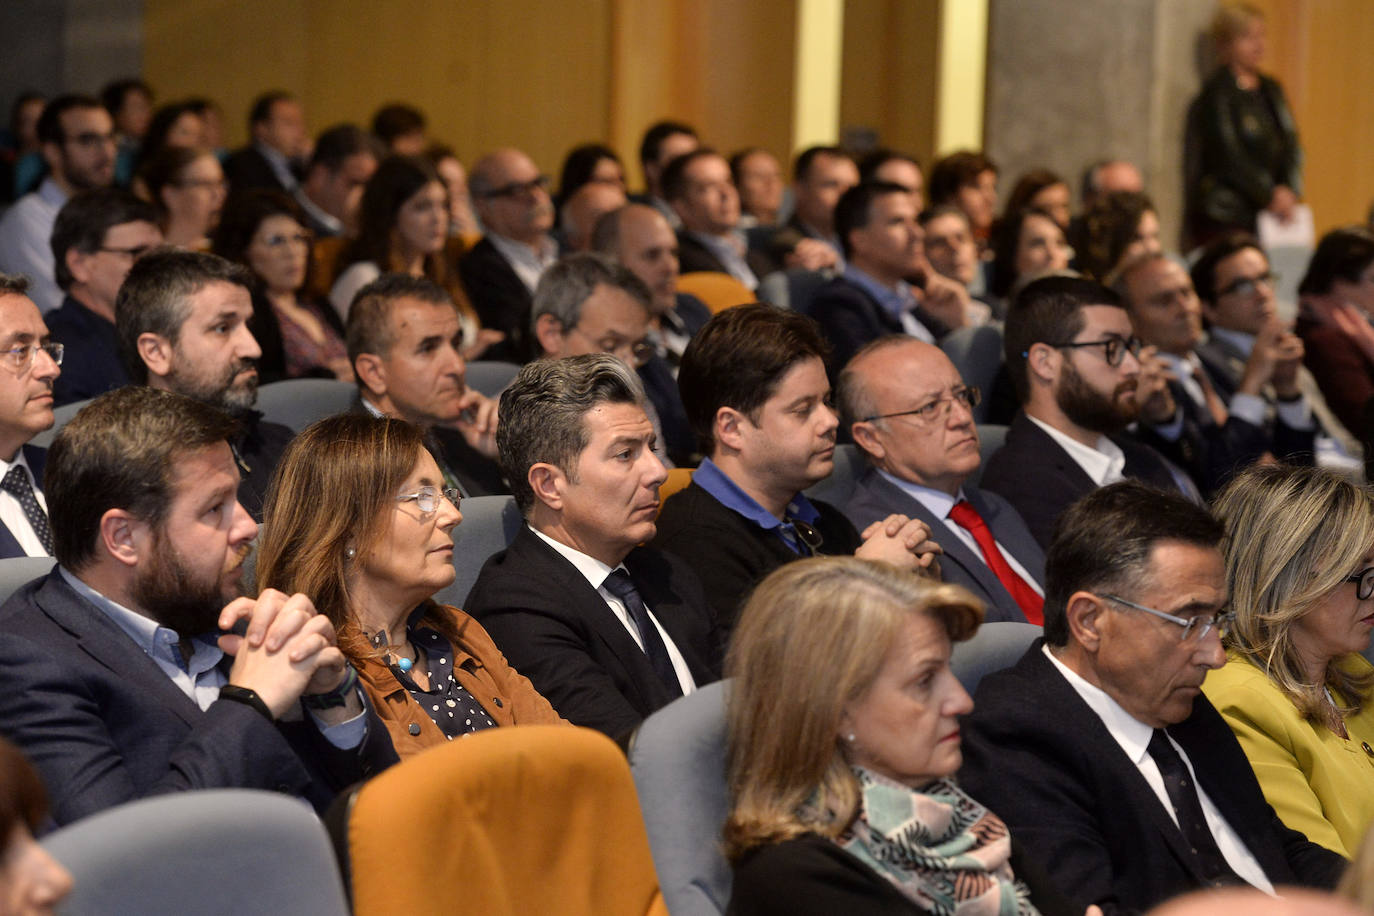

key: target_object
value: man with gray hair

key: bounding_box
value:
[115,249,293,521]
[532,252,694,465]
[465,354,720,739]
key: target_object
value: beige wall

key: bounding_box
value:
[839,0,940,167]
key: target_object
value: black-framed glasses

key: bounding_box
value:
[861,386,981,425]
[1042,334,1142,368]
[1101,593,1233,642]
[480,175,550,200]
[396,486,461,514]
[0,342,62,373]
[1345,566,1374,601]
[1217,271,1279,299]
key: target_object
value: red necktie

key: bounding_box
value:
[947,500,1044,625]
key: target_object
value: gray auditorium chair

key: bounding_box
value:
[256,378,356,433]
[939,324,1003,423]
[29,397,89,448]
[465,360,522,398]
[756,267,832,314]
[803,442,865,507]
[42,789,349,916]
[949,620,1042,693]
[434,494,523,608]
[0,556,55,603]
[966,423,1008,488]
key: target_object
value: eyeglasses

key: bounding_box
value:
[480,175,550,200]
[861,386,981,425]
[1100,593,1233,642]
[256,232,312,249]
[64,131,115,149]
[396,486,461,514]
[1217,271,1279,299]
[568,326,657,368]
[1344,566,1374,600]
[0,342,62,373]
[98,244,154,260]
[1042,334,1143,368]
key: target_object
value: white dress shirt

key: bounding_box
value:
[0,450,50,557]
[1027,414,1126,485]
[487,233,558,294]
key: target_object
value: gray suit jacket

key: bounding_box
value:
[843,468,1045,624]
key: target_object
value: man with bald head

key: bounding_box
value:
[559,182,627,254]
[592,203,711,371]
[839,336,1045,623]
[459,147,558,362]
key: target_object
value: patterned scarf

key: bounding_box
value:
[835,767,1039,916]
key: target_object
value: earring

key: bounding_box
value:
[345,547,356,560]
[845,733,856,743]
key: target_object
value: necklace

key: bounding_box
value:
[370,628,416,673]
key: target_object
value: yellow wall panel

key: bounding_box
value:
[840,0,939,167]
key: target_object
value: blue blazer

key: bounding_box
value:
[0,445,48,560]
[0,571,397,825]
[843,468,1045,624]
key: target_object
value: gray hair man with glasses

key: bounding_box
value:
[959,480,1346,914]
[838,335,1046,623]
[981,274,1194,549]
[0,274,62,558]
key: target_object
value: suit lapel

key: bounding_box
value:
[624,548,712,685]
[1013,413,1097,493]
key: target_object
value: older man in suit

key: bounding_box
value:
[959,482,1344,913]
[838,336,1044,623]
[465,355,721,740]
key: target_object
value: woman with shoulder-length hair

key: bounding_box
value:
[255,413,562,758]
[1204,463,1374,858]
[725,556,1079,916]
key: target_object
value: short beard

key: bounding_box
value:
[1056,358,1138,434]
[132,531,247,638]
[167,357,259,416]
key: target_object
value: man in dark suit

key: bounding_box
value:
[1117,251,1315,495]
[0,385,396,826]
[465,355,721,739]
[223,91,308,194]
[293,123,380,239]
[346,273,505,497]
[0,274,63,559]
[752,145,857,274]
[115,249,294,521]
[808,182,970,373]
[663,149,774,289]
[838,336,1045,623]
[959,482,1345,913]
[980,275,1191,549]
[47,188,160,405]
[459,147,558,362]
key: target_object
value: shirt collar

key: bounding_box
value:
[527,525,620,591]
[37,177,68,208]
[487,231,558,267]
[293,187,342,235]
[1042,643,1154,766]
[876,470,963,519]
[58,566,222,672]
[842,265,915,320]
[1208,326,1255,359]
[1026,414,1126,486]
[692,457,821,532]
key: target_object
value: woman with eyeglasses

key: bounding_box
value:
[255,413,562,759]
[1202,463,1374,858]
[138,145,226,251]
[213,189,351,382]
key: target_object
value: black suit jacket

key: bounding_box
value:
[233,411,296,522]
[0,445,47,560]
[675,231,774,287]
[457,237,534,363]
[979,411,1185,550]
[0,571,397,826]
[464,527,721,740]
[959,642,1345,914]
[806,276,947,375]
[46,296,129,406]
[348,396,507,497]
[223,145,293,193]
[843,469,1044,624]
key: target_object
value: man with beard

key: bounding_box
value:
[115,249,295,521]
[0,386,397,825]
[980,275,1190,549]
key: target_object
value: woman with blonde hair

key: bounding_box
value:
[1203,463,1374,858]
[255,413,561,758]
[725,556,1079,915]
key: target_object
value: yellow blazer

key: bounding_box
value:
[1203,650,1374,858]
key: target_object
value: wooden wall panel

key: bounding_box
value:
[839,0,939,167]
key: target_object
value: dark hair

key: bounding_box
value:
[857,148,921,185]
[136,101,201,171]
[928,150,997,207]
[36,94,103,146]
[678,304,831,454]
[989,206,1064,298]
[371,104,426,146]
[729,147,769,186]
[345,273,454,369]
[1042,481,1223,646]
[344,155,442,271]
[1298,227,1374,297]
[639,120,698,168]
[1003,275,1122,404]
[138,145,207,218]
[1191,231,1266,302]
[918,203,970,229]
[50,189,158,292]
[793,145,850,184]
[498,354,646,515]
[661,148,722,203]
[45,386,238,571]
[834,181,909,260]
[0,274,31,297]
[1074,190,1156,282]
[211,189,309,279]
[100,78,152,119]
[8,92,45,139]
[1004,168,1067,219]
[0,736,49,838]
[248,91,294,130]
[531,253,651,341]
[308,123,382,173]
[557,143,623,203]
[115,249,254,384]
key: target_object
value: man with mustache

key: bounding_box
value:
[0,386,396,825]
[980,275,1191,549]
[115,249,294,521]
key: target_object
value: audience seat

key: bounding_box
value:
[307,236,349,303]
[676,272,756,314]
[29,397,89,448]
[338,725,668,916]
[803,442,864,507]
[940,324,1004,423]
[43,789,349,916]
[0,556,54,603]
[256,378,357,433]
[465,360,522,398]
[755,267,831,314]
[949,620,1042,692]
[968,423,1009,488]
[437,494,522,608]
